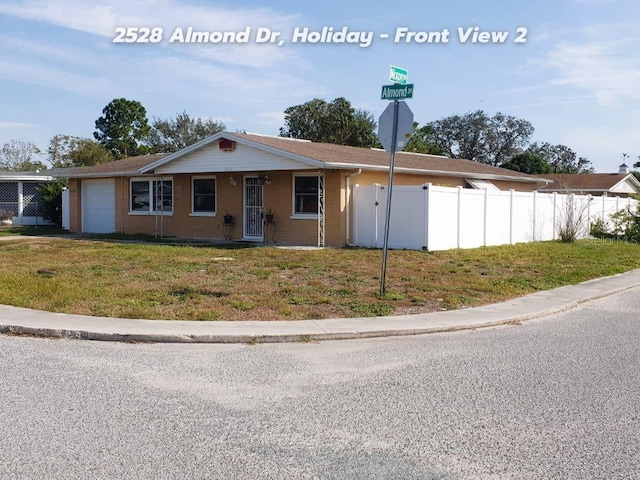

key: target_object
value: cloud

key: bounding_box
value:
[0,121,38,129]
[531,23,640,107]
[0,0,301,67]
[254,111,285,130]
[560,125,640,170]
[0,59,114,97]
[151,56,322,109]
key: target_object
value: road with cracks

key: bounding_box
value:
[2,288,639,479]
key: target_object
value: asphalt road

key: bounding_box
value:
[1,288,639,479]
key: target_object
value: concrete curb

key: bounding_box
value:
[2,269,640,343]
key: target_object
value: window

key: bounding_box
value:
[130,178,173,214]
[192,176,216,215]
[293,174,319,216]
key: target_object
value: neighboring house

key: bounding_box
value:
[63,132,549,246]
[538,164,640,198]
[0,170,56,225]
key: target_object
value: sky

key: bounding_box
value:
[1,0,639,173]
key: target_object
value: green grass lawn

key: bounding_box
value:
[1,236,638,321]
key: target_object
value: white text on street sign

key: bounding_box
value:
[381,84,414,100]
[389,65,408,85]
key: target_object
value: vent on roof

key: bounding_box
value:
[219,139,236,151]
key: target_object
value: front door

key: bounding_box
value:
[243,177,263,240]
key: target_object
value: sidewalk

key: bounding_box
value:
[2,269,639,343]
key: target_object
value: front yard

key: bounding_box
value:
[1,236,639,321]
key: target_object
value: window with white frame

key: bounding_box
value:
[192,176,216,214]
[293,174,319,216]
[130,178,173,214]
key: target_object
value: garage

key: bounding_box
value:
[82,179,115,233]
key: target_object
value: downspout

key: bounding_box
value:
[345,169,362,246]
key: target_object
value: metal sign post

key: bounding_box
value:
[380,99,399,296]
[377,66,414,296]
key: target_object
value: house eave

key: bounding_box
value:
[325,162,547,184]
[65,171,142,179]
[0,174,55,182]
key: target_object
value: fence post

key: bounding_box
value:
[423,183,431,250]
[373,184,381,248]
[483,188,489,246]
[532,190,537,242]
[552,192,557,240]
[509,189,515,245]
[601,195,606,221]
[457,186,462,249]
[587,195,592,234]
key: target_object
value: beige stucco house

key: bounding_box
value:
[65,132,548,246]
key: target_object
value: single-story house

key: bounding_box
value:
[0,170,56,225]
[538,164,640,197]
[64,132,549,246]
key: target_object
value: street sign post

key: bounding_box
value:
[377,70,414,295]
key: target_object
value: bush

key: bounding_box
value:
[557,194,591,243]
[609,206,640,242]
[37,180,67,226]
[589,218,609,238]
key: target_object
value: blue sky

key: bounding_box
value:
[1,0,639,172]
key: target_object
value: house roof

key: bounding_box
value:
[63,133,548,184]
[62,154,168,178]
[142,132,548,184]
[538,173,640,193]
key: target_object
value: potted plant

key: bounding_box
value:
[264,208,274,222]
[223,211,233,224]
[0,208,13,226]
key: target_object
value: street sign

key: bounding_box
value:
[377,101,414,152]
[389,65,408,85]
[381,84,414,100]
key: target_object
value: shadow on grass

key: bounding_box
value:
[0,225,65,237]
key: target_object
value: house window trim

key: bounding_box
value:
[291,172,319,219]
[129,177,174,216]
[190,175,217,217]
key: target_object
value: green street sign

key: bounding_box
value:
[381,84,414,100]
[389,65,408,85]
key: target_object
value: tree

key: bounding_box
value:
[146,111,225,153]
[0,139,46,171]
[501,151,552,174]
[403,123,447,155]
[280,97,379,148]
[427,110,534,165]
[94,98,151,158]
[527,142,594,173]
[48,135,113,168]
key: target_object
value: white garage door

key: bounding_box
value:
[82,179,115,233]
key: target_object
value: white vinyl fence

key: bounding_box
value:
[353,183,637,251]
